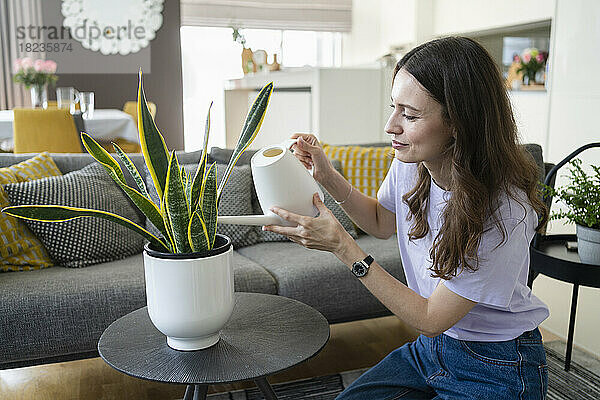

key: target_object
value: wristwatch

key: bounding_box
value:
[351,255,374,278]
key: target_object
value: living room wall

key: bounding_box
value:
[39,0,184,150]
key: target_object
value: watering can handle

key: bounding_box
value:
[282,137,315,176]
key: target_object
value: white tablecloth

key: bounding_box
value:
[0,109,139,143]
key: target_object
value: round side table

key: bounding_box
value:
[530,234,600,372]
[98,293,330,400]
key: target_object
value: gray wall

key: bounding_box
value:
[40,0,184,150]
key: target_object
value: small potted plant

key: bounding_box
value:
[544,158,600,265]
[13,57,58,108]
[4,72,274,350]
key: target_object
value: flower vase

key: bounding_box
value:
[30,84,48,109]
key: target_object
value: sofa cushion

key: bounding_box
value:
[237,234,404,323]
[3,163,145,268]
[0,153,60,272]
[0,250,276,369]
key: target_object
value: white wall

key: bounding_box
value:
[432,0,554,35]
[531,0,600,357]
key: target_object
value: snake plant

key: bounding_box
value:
[3,72,273,254]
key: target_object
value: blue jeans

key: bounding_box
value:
[336,328,548,399]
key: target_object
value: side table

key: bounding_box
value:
[98,293,330,399]
[530,234,600,371]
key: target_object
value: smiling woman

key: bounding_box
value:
[263,36,551,400]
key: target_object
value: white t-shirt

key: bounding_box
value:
[377,159,549,341]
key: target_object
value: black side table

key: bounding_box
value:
[98,293,330,399]
[530,234,600,372]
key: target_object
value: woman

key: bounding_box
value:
[263,37,550,399]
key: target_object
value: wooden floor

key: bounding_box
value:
[0,317,561,400]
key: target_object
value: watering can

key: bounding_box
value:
[217,138,324,227]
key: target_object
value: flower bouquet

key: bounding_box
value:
[13,58,58,108]
[514,48,547,85]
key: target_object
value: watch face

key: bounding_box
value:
[353,262,366,277]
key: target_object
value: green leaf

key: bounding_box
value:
[164,151,192,253]
[218,82,273,203]
[138,70,170,202]
[112,142,150,199]
[201,162,218,248]
[187,209,210,252]
[81,133,169,241]
[2,205,170,252]
[190,102,213,212]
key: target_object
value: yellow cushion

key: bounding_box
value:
[0,152,62,272]
[323,144,394,198]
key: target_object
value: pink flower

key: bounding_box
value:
[536,53,545,63]
[20,57,33,69]
[522,53,532,63]
[513,54,521,63]
[44,60,57,73]
[13,58,22,73]
[33,59,45,72]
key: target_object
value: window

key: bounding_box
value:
[181,26,341,151]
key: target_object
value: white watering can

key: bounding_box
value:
[217,138,324,227]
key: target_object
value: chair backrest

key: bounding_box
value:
[13,108,83,154]
[123,100,157,122]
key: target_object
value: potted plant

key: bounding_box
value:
[13,58,58,108]
[514,48,547,85]
[4,72,274,350]
[544,158,600,265]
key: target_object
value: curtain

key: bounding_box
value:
[181,0,352,32]
[0,0,43,109]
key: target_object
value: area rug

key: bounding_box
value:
[207,345,600,399]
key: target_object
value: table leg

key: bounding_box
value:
[565,284,579,372]
[255,377,278,400]
[193,384,208,400]
[183,385,194,400]
[183,384,208,400]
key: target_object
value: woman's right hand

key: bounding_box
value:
[289,133,334,184]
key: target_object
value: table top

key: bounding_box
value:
[98,293,330,385]
[530,234,600,287]
[0,109,138,142]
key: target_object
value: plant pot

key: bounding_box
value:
[576,224,600,266]
[143,234,234,351]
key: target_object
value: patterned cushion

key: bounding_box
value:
[0,152,61,272]
[255,160,358,242]
[3,163,145,268]
[145,164,261,249]
[323,144,394,198]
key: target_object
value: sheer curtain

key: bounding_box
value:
[0,0,43,109]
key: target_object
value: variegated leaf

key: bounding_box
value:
[187,209,210,252]
[2,205,170,252]
[200,162,218,248]
[164,151,192,253]
[190,102,213,211]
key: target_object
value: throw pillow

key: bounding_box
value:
[254,159,358,242]
[322,144,394,198]
[145,163,260,249]
[0,152,61,272]
[3,163,145,268]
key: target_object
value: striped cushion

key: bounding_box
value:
[0,152,61,272]
[322,145,394,198]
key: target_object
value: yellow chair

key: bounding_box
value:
[13,108,83,153]
[123,101,157,122]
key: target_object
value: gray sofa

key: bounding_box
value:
[0,144,548,370]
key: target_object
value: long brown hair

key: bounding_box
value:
[395,37,548,280]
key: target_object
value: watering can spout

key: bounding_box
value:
[217,137,323,227]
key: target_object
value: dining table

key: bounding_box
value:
[0,109,139,150]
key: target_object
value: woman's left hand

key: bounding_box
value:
[263,193,353,256]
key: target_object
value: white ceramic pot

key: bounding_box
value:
[143,234,234,351]
[576,224,600,266]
